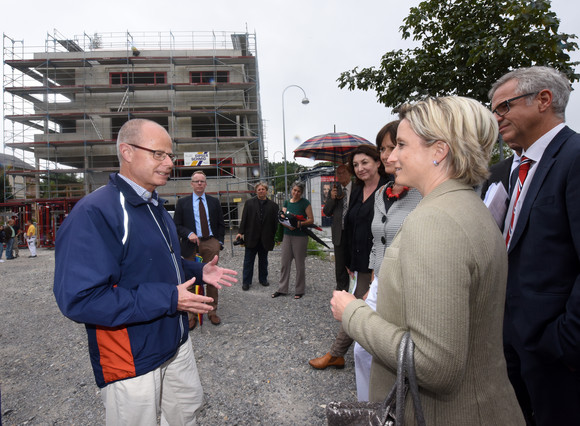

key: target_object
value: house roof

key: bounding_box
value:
[0,153,35,170]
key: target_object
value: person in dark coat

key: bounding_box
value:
[490,65,580,426]
[236,182,279,291]
[174,171,226,327]
[480,139,522,203]
[323,165,353,291]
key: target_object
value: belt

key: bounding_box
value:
[199,236,215,241]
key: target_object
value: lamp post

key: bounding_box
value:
[282,85,309,200]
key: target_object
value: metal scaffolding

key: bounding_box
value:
[2,30,265,245]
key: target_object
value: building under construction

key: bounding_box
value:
[2,30,265,247]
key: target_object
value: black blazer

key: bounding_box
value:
[174,193,225,258]
[238,197,279,250]
[323,184,347,246]
[505,126,580,368]
[480,155,515,200]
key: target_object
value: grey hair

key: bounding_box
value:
[488,66,571,120]
[291,181,305,193]
[255,181,268,191]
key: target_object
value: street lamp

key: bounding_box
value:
[282,84,309,200]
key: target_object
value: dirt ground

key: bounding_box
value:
[0,245,357,425]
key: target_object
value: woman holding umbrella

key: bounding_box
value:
[309,143,388,370]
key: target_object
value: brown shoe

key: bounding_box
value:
[208,313,221,325]
[309,352,345,370]
[188,314,198,331]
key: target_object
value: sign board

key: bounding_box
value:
[184,152,210,166]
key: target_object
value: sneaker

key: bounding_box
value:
[0,259,5,263]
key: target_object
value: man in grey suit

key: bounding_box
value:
[323,165,352,291]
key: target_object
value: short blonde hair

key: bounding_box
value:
[398,96,498,186]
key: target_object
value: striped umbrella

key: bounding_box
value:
[293,132,374,164]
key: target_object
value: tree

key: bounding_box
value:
[266,161,307,194]
[337,0,579,110]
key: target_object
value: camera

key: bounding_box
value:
[233,237,245,246]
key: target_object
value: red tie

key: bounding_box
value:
[506,156,533,246]
[198,197,210,238]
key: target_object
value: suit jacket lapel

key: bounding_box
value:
[508,127,570,253]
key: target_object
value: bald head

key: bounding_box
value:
[117,119,169,163]
[116,119,174,191]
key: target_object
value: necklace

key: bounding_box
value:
[385,184,409,201]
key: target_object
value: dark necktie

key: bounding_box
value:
[341,187,348,229]
[506,156,533,246]
[198,197,210,238]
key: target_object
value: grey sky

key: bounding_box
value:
[2,0,579,166]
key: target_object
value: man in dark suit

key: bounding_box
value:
[490,66,580,426]
[480,139,522,202]
[174,171,225,326]
[323,164,352,291]
[235,182,279,291]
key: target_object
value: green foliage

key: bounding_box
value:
[266,161,308,194]
[490,140,515,165]
[337,0,579,110]
[39,173,82,198]
[0,166,14,202]
[307,236,328,260]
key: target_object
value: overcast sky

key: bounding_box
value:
[2,0,579,167]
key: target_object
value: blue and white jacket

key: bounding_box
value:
[54,173,203,388]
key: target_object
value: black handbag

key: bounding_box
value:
[326,332,426,426]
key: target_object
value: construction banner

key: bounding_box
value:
[184,152,210,166]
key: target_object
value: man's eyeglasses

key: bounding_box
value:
[492,92,538,117]
[128,144,177,162]
[192,180,206,184]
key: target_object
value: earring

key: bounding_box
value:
[433,160,439,166]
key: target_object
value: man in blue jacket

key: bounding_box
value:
[54,119,237,425]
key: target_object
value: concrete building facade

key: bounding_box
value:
[2,30,264,245]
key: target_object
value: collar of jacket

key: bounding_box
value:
[109,173,168,207]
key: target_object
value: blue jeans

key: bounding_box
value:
[242,241,269,285]
[5,238,14,259]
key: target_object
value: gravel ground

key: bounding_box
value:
[0,242,357,425]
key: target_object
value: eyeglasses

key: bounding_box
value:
[492,92,538,117]
[192,180,206,184]
[128,144,177,162]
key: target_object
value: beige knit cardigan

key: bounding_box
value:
[342,180,525,425]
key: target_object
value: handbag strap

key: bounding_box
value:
[402,334,426,425]
[395,333,410,423]
[378,332,409,425]
[380,331,426,426]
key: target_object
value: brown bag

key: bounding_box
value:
[325,332,426,426]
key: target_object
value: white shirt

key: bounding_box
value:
[504,123,565,248]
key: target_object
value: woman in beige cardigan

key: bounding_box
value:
[331,96,525,425]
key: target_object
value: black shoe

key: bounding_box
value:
[242,283,250,291]
[271,291,286,298]
[260,281,270,287]
[28,255,37,258]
